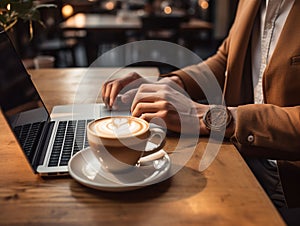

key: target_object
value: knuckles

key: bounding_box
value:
[161,100,172,110]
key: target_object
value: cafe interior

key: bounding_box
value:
[9,0,238,70]
[1,0,299,226]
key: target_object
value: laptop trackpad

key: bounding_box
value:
[50,103,130,121]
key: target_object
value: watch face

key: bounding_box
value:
[203,105,232,131]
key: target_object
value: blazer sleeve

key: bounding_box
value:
[232,104,300,161]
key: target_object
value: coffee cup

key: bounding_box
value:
[87,116,166,172]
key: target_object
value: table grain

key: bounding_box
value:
[0,68,285,225]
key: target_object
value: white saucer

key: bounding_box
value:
[68,146,170,192]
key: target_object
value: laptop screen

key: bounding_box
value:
[0,31,49,162]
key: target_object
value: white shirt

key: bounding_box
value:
[250,0,294,180]
[251,0,294,104]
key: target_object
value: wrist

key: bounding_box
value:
[195,104,210,135]
[169,75,184,88]
[225,107,237,138]
[158,74,185,89]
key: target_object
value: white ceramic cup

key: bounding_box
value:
[87,116,166,172]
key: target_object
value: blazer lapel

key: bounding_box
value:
[267,0,300,70]
[224,0,262,105]
[228,0,261,60]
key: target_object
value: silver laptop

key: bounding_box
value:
[0,31,129,176]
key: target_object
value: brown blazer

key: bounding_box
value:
[164,0,300,207]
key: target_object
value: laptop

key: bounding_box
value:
[0,31,130,176]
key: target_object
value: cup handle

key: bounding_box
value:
[143,127,166,156]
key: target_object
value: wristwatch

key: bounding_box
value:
[203,105,232,132]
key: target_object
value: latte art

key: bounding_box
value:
[87,116,166,172]
[90,117,148,138]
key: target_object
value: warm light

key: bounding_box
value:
[164,6,172,15]
[62,4,74,18]
[74,13,86,27]
[7,3,11,11]
[105,1,115,11]
[198,0,209,10]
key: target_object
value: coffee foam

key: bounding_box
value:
[90,117,148,138]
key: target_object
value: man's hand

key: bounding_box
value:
[101,72,148,109]
[101,72,185,110]
[131,82,210,135]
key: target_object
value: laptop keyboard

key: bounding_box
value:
[14,121,45,158]
[14,119,93,167]
[12,107,131,168]
[48,119,93,167]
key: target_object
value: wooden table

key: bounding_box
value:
[0,68,285,225]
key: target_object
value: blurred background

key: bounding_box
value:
[3,0,238,71]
